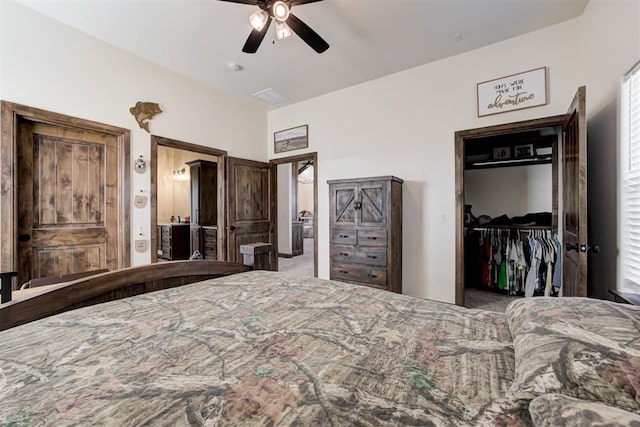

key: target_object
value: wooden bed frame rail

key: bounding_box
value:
[0,260,251,331]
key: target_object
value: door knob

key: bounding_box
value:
[18,234,31,242]
[566,243,580,252]
[227,225,236,231]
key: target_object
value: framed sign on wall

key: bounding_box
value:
[476,67,547,117]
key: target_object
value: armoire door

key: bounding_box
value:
[358,182,387,227]
[562,86,588,297]
[226,156,276,269]
[330,182,357,227]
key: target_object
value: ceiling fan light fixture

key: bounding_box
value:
[276,21,292,40]
[249,8,269,31]
[272,1,290,22]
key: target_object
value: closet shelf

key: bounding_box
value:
[466,224,553,231]
[465,154,552,170]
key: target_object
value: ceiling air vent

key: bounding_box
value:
[252,88,287,105]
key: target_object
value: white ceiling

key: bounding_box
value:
[16,0,588,110]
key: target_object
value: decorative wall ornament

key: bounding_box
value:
[134,155,147,174]
[476,67,547,117]
[134,190,148,209]
[129,101,163,133]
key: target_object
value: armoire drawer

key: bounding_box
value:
[331,263,387,287]
[331,228,357,245]
[331,245,387,267]
[357,228,387,246]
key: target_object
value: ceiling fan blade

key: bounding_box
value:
[242,16,272,53]
[289,0,323,6]
[286,13,329,53]
[217,0,260,5]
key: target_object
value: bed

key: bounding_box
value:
[1,265,640,426]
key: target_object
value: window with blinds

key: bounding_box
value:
[620,61,640,293]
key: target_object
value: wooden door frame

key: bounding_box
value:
[270,152,318,277]
[1,101,131,279]
[150,136,227,263]
[454,115,564,306]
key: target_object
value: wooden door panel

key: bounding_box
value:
[226,157,275,268]
[35,245,104,278]
[562,86,587,297]
[33,137,106,226]
[32,228,106,245]
[17,122,118,285]
[233,165,269,222]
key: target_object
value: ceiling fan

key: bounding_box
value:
[218,0,330,54]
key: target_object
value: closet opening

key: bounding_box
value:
[462,126,561,310]
[455,115,568,308]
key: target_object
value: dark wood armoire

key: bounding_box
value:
[328,176,403,293]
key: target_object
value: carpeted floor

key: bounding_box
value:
[278,238,314,277]
[464,288,522,312]
[278,249,519,312]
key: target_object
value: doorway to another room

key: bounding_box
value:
[271,153,318,278]
[150,136,227,263]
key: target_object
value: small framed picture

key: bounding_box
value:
[493,146,511,160]
[274,124,308,154]
[514,144,534,158]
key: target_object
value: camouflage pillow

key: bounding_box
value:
[506,297,640,412]
[529,394,640,427]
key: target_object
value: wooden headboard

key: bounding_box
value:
[0,260,251,331]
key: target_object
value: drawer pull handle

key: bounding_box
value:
[368,274,377,278]
[339,234,349,238]
[340,270,349,274]
[340,252,349,256]
[367,255,377,259]
[368,237,377,240]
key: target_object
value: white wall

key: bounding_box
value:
[0,0,268,266]
[277,163,293,254]
[298,182,314,214]
[268,3,639,303]
[464,165,552,219]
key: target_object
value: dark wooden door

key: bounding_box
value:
[562,86,588,297]
[226,157,276,269]
[16,122,119,285]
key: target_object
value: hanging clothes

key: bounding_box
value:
[465,227,560,297]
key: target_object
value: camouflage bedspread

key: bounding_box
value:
[0,271,530,426]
